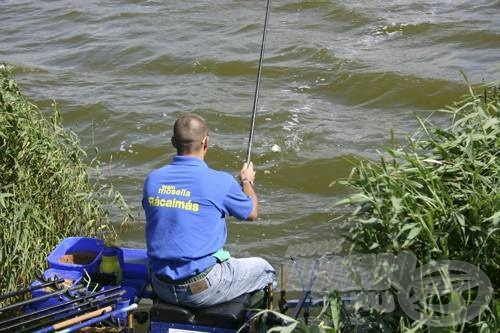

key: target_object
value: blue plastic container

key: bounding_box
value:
[39,268,82,285]
[121,247,149,281]
[122,279,147,301]
[112,298,131,325]
[47,237,104,273]
[121,285,138,303]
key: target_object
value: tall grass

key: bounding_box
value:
[334,83,499,331]
[0,65,130,302]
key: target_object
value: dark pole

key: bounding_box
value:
[246,0,271,163]
[0,277,65,301]
[0,287,124,331]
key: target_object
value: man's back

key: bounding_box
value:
[143,114,274,308]
[143,155,253,280]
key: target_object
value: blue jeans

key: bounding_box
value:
[152,257,276,308]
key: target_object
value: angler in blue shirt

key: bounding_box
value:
[143,113,275,307]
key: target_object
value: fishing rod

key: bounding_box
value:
[246,0,271,163]
[2,288,125,333]
[291,258,320,324]
[20,296,122,333]
[39,305,113,333]
[56,303,138,333]
[0,284,85,314]
[0,277,65,302]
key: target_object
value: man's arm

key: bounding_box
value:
[240,162,258,221]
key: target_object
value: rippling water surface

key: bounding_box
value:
[1,0,499,265]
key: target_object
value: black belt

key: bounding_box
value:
[155,265,213,285]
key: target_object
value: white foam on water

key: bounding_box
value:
[119,140,127,152]
[271,144,281,152]
[277,102,314,153]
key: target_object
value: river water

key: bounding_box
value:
[1,0,499,266]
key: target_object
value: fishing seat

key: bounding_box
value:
[150,291,263,329]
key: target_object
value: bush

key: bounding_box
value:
[335,83,499,331]
[0,65,130,302]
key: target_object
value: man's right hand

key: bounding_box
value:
[239,162,256,184]
[239,161,258,220]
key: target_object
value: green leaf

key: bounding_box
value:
[485,211,500,226]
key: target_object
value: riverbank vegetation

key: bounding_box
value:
[332,82,499,331]
[0,65,130,302]
[235,84,498,333]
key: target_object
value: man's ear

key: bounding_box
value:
[202,136,209,150]
[171,136,177,148]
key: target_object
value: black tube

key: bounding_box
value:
[291,290,311,319]
[246,0,271,163]
[0,285,84,314]
[291,259,320,320]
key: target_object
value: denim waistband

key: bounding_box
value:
[155,265,214,285]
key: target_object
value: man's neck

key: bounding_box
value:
[178,152,205,160]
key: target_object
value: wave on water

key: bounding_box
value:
[1,0,498,257]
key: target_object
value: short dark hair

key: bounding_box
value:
[172,114,208,155]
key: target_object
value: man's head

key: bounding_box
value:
[171,114,209,156]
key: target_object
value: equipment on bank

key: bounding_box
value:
[0,237,283,333]
[0,237,147,333]
[1,237,358,332]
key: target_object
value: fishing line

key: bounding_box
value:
[246,0,271,163]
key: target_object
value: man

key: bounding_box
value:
[143,113,275,308]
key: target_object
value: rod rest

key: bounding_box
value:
[150,292,252,329]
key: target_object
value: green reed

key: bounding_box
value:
[0,65,131,303]
[333,83,499,331]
